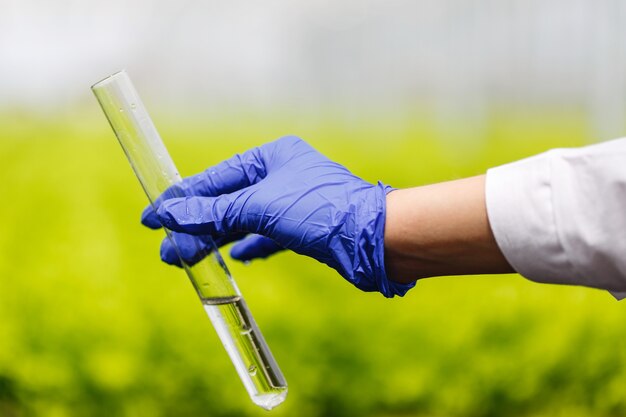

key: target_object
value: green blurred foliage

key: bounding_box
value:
[0,112,625,417]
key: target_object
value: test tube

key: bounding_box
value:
[91,70,287,410]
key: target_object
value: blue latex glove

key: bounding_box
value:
[141,136,415,297]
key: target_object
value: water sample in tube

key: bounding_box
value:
[91,70,287,410]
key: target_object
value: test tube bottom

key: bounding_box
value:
[202,297,288,410]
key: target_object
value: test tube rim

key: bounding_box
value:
[91,69,128,90]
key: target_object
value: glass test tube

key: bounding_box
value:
[92,70,287,410]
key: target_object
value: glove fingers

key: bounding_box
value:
[142,205,162,229]
[160,232,248,267]
[157,194,244,235]
[230,235,284,262]
[181,136,308,198]
[141,144,272,227]
[141,136,309,230]
[141,183,194,229]
[160,232,206,267]
[160,238,181,266]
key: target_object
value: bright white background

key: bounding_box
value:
[1,0,625,139]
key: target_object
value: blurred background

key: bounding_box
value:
[1,1,626,416]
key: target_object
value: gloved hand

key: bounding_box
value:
[141,136,415,297]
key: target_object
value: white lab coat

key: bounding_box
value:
[485,137,626,299]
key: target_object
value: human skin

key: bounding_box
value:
[384,175,514,284]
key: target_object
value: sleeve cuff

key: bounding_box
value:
[485,152,583,286]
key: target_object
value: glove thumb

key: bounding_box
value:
[156,193,242,236]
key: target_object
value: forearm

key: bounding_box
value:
[384,175,513,283]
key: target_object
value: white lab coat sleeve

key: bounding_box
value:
[485,137,626,298]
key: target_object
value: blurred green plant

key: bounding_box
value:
[0,112,624,417]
